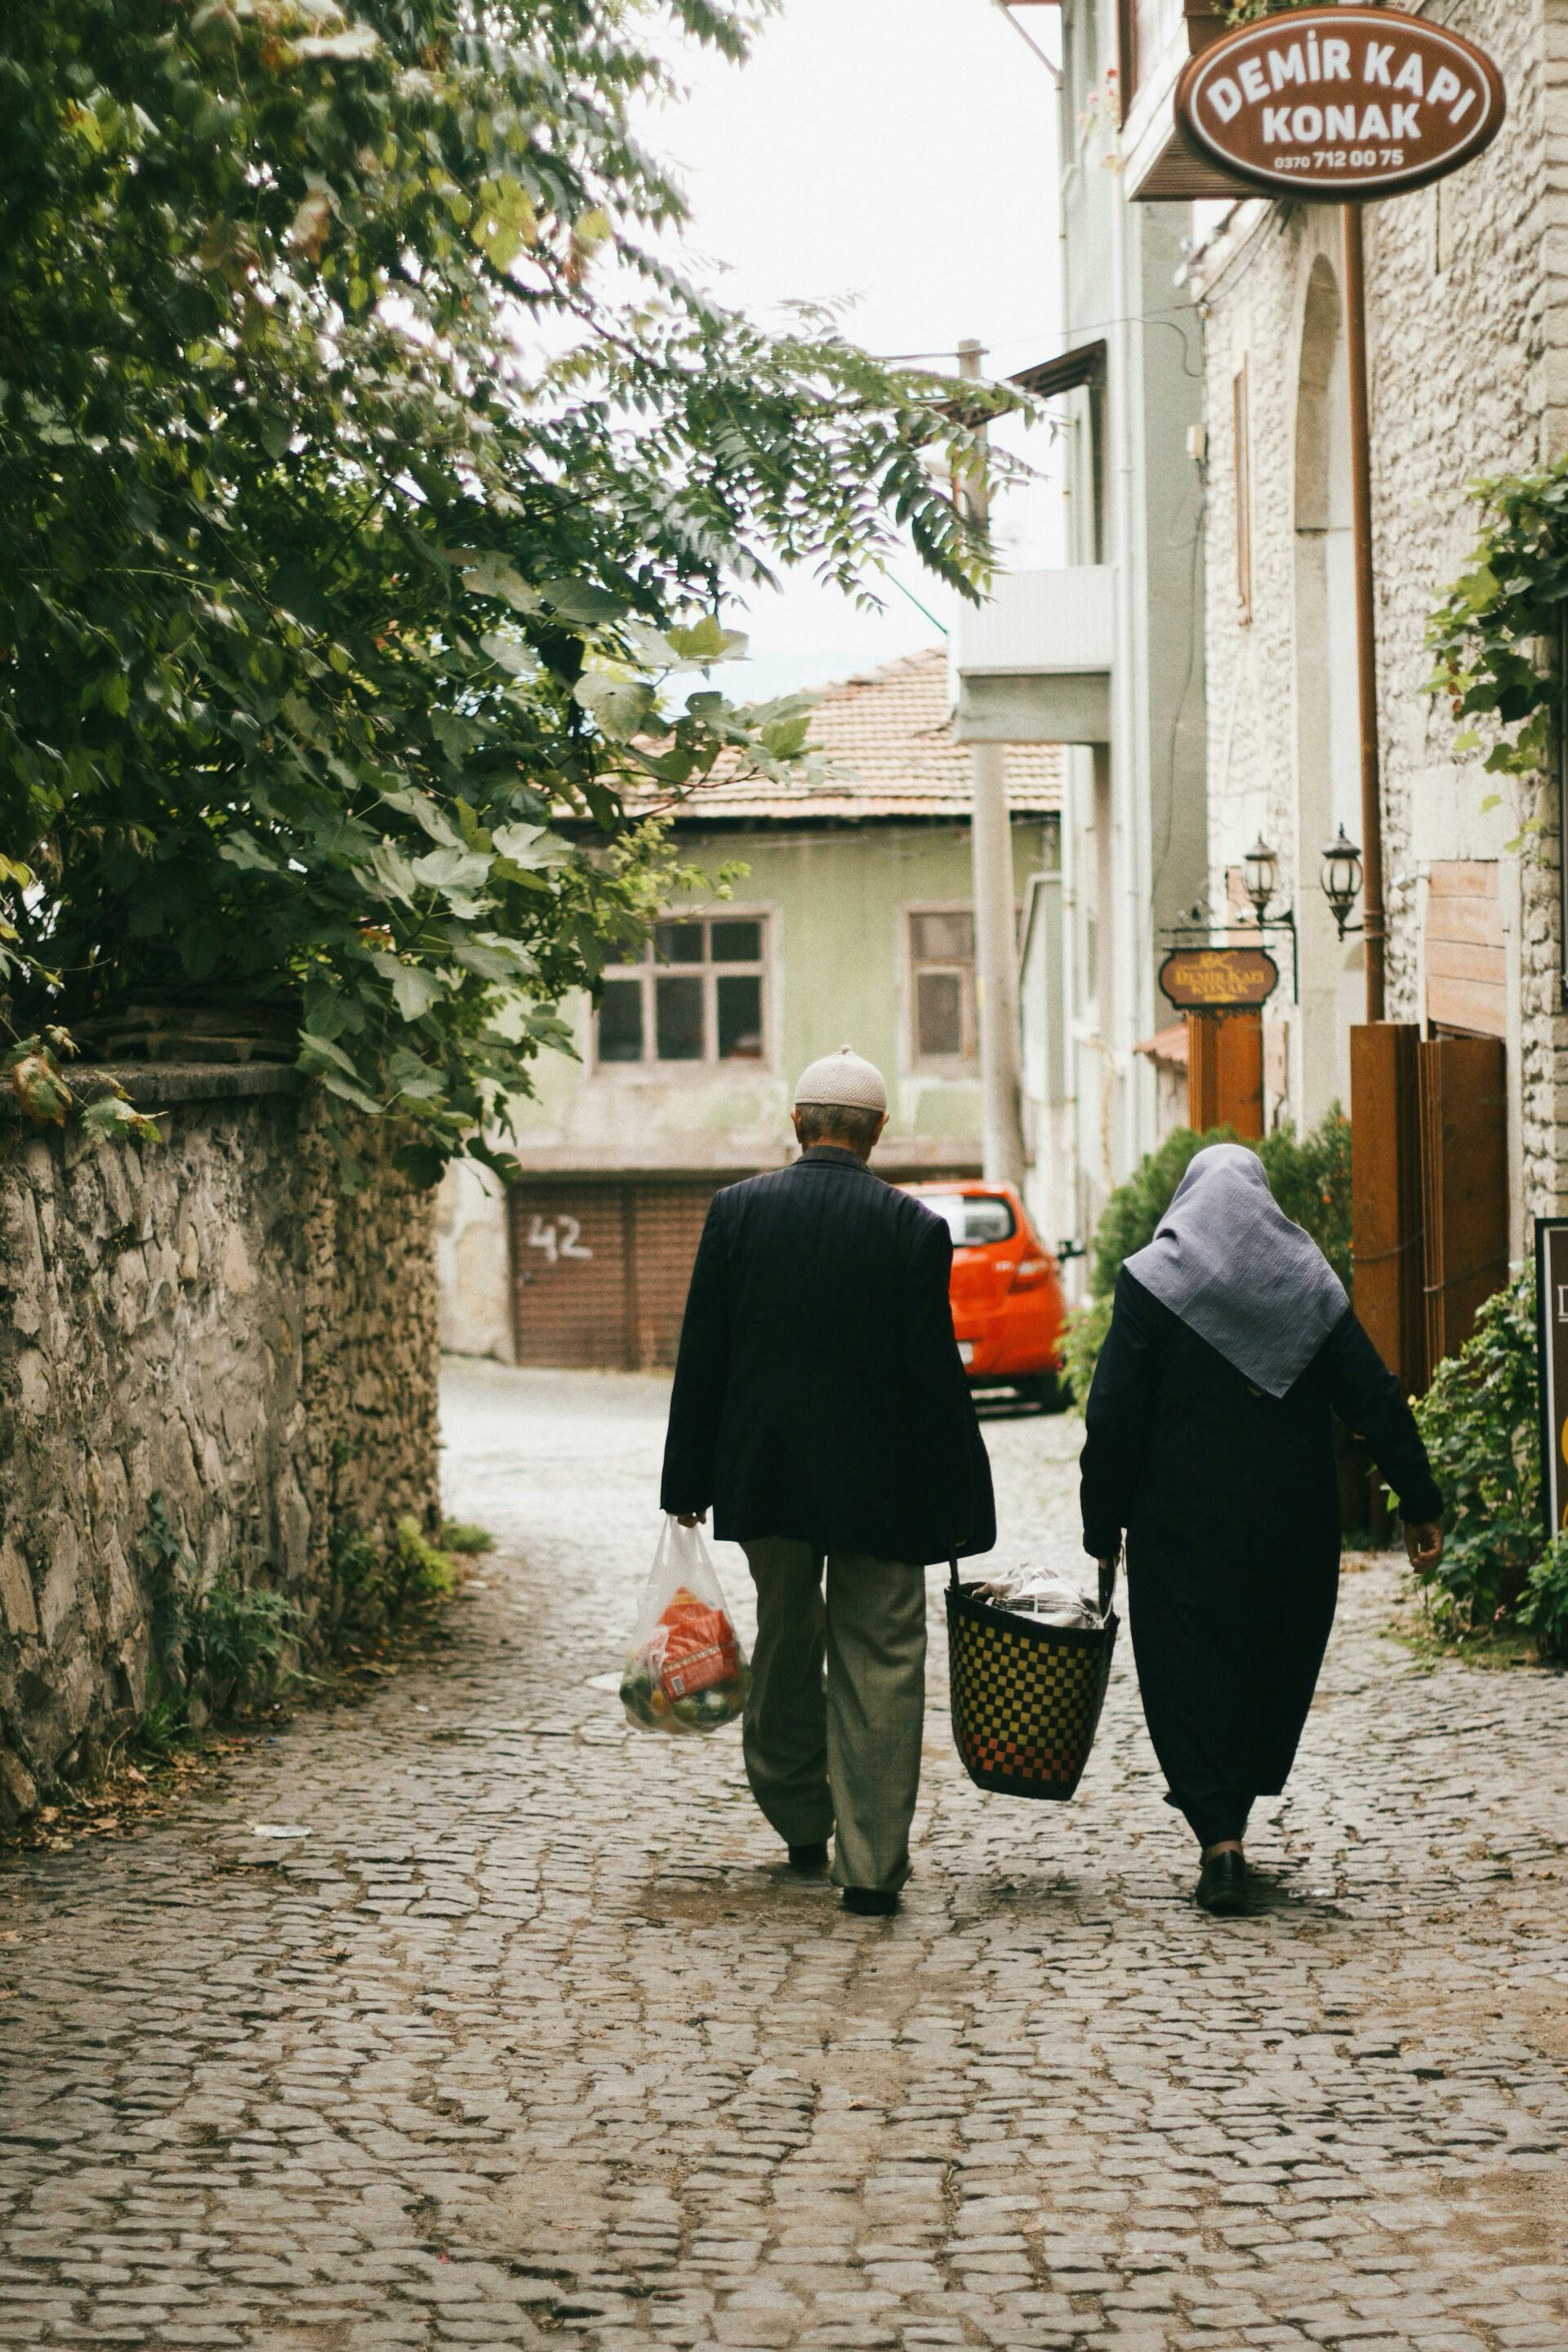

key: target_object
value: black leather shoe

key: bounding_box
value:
[787,1842,830,1873]
[842,1886,899,1917]
[1196,1849,1249,1916]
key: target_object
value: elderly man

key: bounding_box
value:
[661,1045,995,1915]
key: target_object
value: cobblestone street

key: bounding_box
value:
[2,1361,1566,2351]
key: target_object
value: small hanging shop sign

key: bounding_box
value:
[1159,946,1279,1013]
[1537,1219,1568,1537]
[1175,7,1506,203]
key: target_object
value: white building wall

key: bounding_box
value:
[1191,0,1568,1240]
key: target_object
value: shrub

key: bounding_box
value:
[1413,1263,1543,1637]
[1258,1106,1352,1291]
[439,1521,496,1557]
[1062,1106,1352,1400]
[134,1494,299,1728]
[1523,1536,1568,1664]
[394,1518,457,1607]
[331,1515,459,1632]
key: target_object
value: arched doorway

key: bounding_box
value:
[1293,254,1362,1120]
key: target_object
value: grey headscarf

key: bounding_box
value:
[1124,1143,1348,1398]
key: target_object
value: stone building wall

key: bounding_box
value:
[0,1067,439,1821]
[1192,0,1568,1232]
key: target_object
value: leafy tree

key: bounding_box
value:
[0,0,1020,1183]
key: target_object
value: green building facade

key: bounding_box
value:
[438,652,1059,1366]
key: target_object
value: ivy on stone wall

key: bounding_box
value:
[1427,457,1568,849]
[1223,1,1322,24]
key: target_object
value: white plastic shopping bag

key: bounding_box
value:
[619,1516,751,1735]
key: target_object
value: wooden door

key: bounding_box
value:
[1187,1010,1263,1138]
[1419,1035,1509,1372]
[1350,1022,1426,1396]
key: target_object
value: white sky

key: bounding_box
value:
[642,0,1067,702]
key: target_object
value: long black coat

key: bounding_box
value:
[1080,1267,1442,1806]
[661,1147,996,1565]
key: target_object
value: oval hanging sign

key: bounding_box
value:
[1160,947,1279,1013]
[1175,7,1505,203]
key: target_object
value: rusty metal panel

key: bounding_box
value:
[508,1177,729,1370]
[1351,1023,1425,1396]
[629,1181,722,1370]
[510,1183,631,1369]
[1419,1035,1509,1372]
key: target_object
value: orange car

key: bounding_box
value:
[902,1179,1069,1411]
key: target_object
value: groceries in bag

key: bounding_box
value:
[620,1516,751,1735]
[969,1562,1105,1631]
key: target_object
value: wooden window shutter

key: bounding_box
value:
[1426,861,1505,1039]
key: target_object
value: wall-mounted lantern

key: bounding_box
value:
[1321,827,1365,942]
[1243,836,1281,926]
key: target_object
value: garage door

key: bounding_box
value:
[510,1178,725,1370]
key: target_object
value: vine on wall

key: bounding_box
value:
[1427,458,1568,851]
[1223,0,1324,24]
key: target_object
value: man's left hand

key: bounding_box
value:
[676,1512,706,1529]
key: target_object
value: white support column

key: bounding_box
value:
[959,340,1028,1192]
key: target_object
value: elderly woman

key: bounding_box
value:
[1080,1144,1444,1915]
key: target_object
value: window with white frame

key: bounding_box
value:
[907,908,978,1071]
[596,915,767,1069]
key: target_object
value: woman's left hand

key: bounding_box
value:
[1405,1520,1444,1570]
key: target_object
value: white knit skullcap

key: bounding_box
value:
[793,1044,888,1116]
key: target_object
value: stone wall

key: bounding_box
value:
[1191,0,1568,1232]
[0,1067,440,1821]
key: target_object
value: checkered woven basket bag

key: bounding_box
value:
[945,1561,1119,1802]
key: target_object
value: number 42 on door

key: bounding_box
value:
[526,1214,594,1264]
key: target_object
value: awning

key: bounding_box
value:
[1137,1022,1190,1072]
[1009,340,1107,400]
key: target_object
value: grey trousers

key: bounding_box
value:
[741,1539,929,1894]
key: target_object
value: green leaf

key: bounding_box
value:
[665,617,749,664]
[479,631,539,679]
[298,1031,361,1080]
[81,1094,163,1146]
[573,672,657,740]
[368,956,446,1022]
[456,553,540,613]
[760,714,812,758]
[540,578,629,625]
[409,845,492,894]
[490,822,573,871]
[217,832,283,875]
[449,935,530,982]
[363,842,418,906]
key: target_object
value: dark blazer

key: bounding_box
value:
[660,1147,996,1566]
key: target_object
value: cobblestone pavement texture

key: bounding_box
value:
[3,1361,1568,2352]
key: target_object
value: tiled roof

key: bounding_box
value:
[655,647,1061,825]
